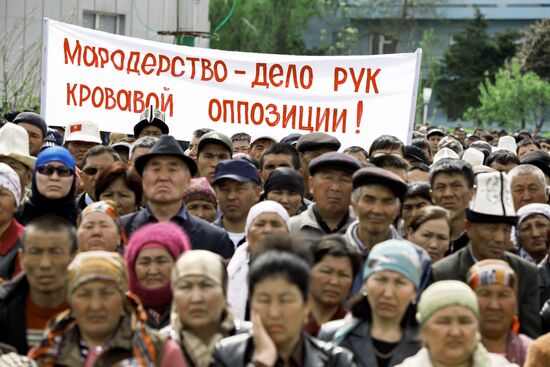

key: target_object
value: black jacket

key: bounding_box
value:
[122,206,234,259]
[318,319,420,367]
[212,332,356,367]
[0,274,30,354]
[432,245,540,338]
[538,256,550,308]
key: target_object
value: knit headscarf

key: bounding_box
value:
[417,280,479,326]
[245,200,291,235]
[467,259,517,292]
[184,177,217,206]
[0,163,21,207]
[125,222,191,310]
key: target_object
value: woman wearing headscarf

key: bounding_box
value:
[29,251,186,366]
[164,250,246,367]
[77,200,125,253]
[396,280,517,367]
[0,163,24,280]
[467,260,532,366]
[16,146,79,225]
[125,221,191,329]
[318,239,422,367]
[124,222,191,330]
[227,200,291,321]
[515,203,550,264]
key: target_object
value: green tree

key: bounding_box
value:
[464,60,550,131]
[517,19,550,82]
[433,9,519,120]
[209,0,316,54]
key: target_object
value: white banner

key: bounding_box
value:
[41,18,421,148]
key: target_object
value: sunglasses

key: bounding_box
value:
[37,165,73,177]
[82,167,99,176]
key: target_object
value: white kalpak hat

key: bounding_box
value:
[467,171,517,225]
[462,148,484,167]
[432,147,459,165]
[494,136,517,154]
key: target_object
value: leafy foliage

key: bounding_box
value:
[517,19,550,81]
[433,9,519,120]
[464,60,550,130]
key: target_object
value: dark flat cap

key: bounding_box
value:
[521,149,550,178]
[296,132,341,153]
[404,145,429,165]
[352,166,408,199]
[13,112,47,138]
[309,152,361,176]
[426,128,445,138]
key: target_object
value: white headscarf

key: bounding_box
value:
[245,200,291,235]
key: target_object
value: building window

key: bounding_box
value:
[371,34,397,55]
[83,11,125,35]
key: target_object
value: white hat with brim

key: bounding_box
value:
[0,123,36,170]
[64,121,102,144]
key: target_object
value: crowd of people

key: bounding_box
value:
[0,106,550,366]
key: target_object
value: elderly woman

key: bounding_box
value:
[29,251,186,366]
[396,280,516,367]
[95,162,143,216]
[306,235,361,336]
[515,203,550,264]
[467,260,532,366]
[77,200,124,253]
[227,200,290,321]
[16,146,79,225]
[184,177,218,223]
[0,163,23,280]
[319,239,422,367]
[213,250,355,366]
[164,250,244,367]
[125,221,191,329]
[406,206,451,263]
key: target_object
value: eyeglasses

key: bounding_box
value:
[36,165,73,177]
[82,167,99,176]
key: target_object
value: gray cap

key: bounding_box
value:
[296,132,341,153]
[309,152,361,176]
[197,131,233,155]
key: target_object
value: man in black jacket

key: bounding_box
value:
[0,216,76,354]
[122,135,234,259]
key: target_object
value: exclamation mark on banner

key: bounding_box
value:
[356,101,363,134]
